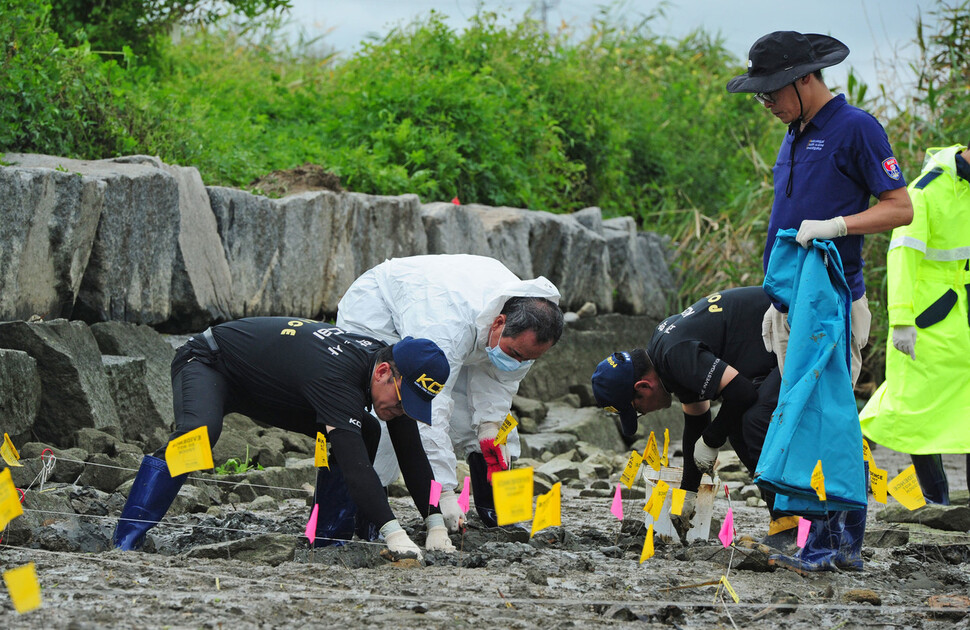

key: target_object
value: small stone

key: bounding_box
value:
[842,589,881,605]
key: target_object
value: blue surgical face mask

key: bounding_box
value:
[486,343,534,372]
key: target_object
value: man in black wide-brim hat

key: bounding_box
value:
[726,31,913,575]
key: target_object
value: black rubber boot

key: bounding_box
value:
[911,454,949,505]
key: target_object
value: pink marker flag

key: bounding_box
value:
[305,504,319,545]
[429,480,442,506]
[796,516,811,548]
[718,507,735,548]
[457,475,471,513]
[610,484,624,520]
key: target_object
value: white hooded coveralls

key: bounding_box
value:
[336,254,561,490]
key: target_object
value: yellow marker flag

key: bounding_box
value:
[164,426,214,477]
[1,433,22,467]
[670,488,687,516]
[639,524,655,563]
[0,467,24,530]
[314,432,329,468]
[862,439,874,467]
[3,563,42,614]
[494,413,518,446]
[619,450,643,489]
[888,464,927,510]
[644,479,670,521]
[644,432,661,472]
[530,482,561,537]
[718,575,740,603]
[870,466,888,503]
[661,428,670,467]
[810,460,826,502]
[492,467,534,525]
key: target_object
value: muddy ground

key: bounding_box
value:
[2,445,969,629]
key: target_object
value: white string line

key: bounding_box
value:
[16,507,389,549]
[17,457,970,543]
[3,542,968,615]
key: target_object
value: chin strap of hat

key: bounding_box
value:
[784,80,807,197]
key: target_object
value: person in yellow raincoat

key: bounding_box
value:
[860,143,970,504]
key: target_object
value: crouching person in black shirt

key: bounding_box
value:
[113,317,453,560]
[592,287,798,549]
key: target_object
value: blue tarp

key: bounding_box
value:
[754,230,868,514]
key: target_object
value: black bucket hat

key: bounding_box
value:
[726,31,849,94]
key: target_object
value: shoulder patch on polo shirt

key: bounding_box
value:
[882,157,901,180]
[913,168,943,190]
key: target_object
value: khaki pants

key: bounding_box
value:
[763,295,870,387]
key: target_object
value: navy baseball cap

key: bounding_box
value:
[591,351,639,436]
[392,337,450,425]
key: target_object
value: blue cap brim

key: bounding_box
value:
[399,386,432,425]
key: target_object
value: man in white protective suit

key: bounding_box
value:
[330,254,564,535]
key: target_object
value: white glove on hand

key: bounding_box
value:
[438,489,465,532]
[892,325,917,360]
[380,520,423,561]
[693,436,719,476]
[762,305,777,353]
[795,216,847,247]
[424,514,455,552]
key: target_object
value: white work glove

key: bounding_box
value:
[693,436,719,476]
[438,489,465,532]
[762,304,780,353]
[380,520,423,561]
[795,216,847,247]
[477,421,509,482]
[892,325,917,360]
[424,513,455,552]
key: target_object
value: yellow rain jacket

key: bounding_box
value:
[860,144,970,452]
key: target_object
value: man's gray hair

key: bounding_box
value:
[500,297,564,344]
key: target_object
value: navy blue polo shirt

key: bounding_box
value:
[765,94,906,306]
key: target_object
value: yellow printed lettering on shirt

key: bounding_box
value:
[165,426,214,477]
[644,479,670,521]
[644,432,661,472]
[0,468,24,530]
[3,562,42,614]
[888,464,927,510]
[415,373,444,395]
[530,482,561,537]
[492,467,534,526]
[1,433,22,467]
[280,328,296,336]
[315,432,329,468]
[494,414,518,446]
[639,524,655,563]
[810,460,826,502]
[870,466,888,504]
[619,450,643,489]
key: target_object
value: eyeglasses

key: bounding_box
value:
[392,375,402,402]
[753,91,777,105]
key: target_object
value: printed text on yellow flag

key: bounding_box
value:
[165,426,214,476]
[493,467,534,526]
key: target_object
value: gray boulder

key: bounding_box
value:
[5,154,181,325]
[91,321,176,439]
[0,349,41,442]
[185,533,298,566]
[539,404,626,453]
[0,161,103,321]
[0,319,120,446]
[602,217,678,318]
[518,313,659,401]
[421,202,492,256]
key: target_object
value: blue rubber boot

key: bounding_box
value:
[768,512,840,575]
[834,507,866,571]
[312,463,357,547]
[911,454,949,505]
[113,455,186,550]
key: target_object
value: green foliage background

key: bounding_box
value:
[2,0,967,386]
